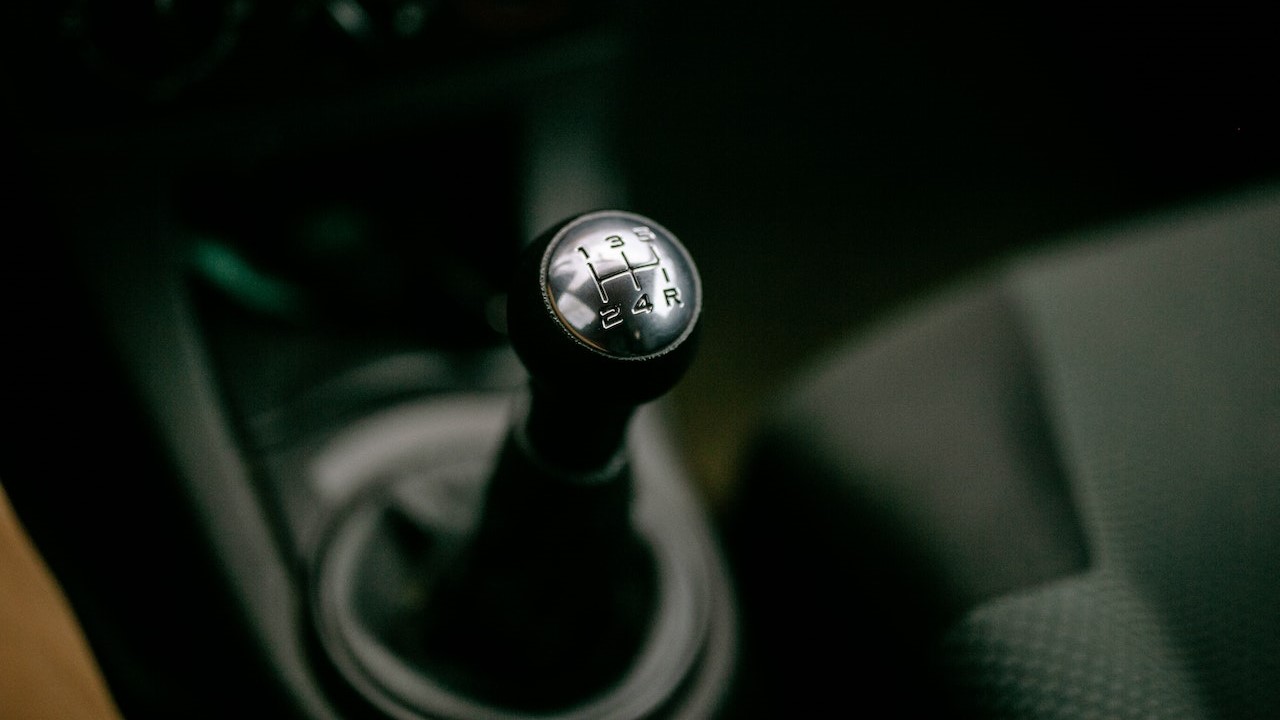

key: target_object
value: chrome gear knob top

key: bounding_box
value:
[542,211,701,359]
[508,210,702,408]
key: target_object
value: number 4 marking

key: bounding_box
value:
[632,293,653,315]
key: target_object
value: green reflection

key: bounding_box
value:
[191,240,307,319]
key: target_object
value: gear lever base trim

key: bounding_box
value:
[309,396,735,720]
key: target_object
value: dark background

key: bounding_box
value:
[627,2,1280,499]
[4,0,1278,520]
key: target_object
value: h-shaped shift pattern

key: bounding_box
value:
[540,212,700,361]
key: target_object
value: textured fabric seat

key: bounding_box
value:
[727,184,1280,718]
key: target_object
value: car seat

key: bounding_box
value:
[726,183,1280,718]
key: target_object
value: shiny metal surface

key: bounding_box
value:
[541,211,700,360]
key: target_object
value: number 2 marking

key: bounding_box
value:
[600,304,623,329]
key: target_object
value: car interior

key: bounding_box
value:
[2,3,1277,719]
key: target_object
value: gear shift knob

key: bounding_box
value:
[408,212,705,708]
[507,210,702,470]
[313,211,732,717]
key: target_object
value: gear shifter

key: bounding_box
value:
[310,211,733,720]
[507,210,702,471]
[420,211,702,707]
